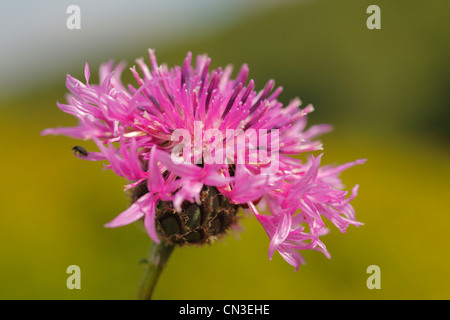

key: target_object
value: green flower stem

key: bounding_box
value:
[137,239,174,300]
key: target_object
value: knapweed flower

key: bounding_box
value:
[42,50,365,271]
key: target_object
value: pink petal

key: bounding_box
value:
[268,212,292,259]
[144,199,160,243]
[104,193,150,228]
[84,62,90,85]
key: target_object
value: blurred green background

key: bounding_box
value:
[0,0,449,300]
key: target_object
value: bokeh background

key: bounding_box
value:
[0,0,449,300]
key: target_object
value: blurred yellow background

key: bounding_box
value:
[0,0,449,299]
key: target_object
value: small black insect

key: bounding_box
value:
[72,145,88,157]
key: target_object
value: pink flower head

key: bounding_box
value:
[42,50,365,271]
